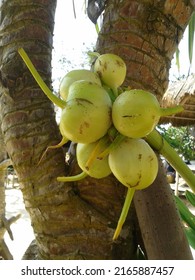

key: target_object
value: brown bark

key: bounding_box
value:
[0,0,194,260]
[96,0,194,99]
[134,156,192,259]
[96,0,194,259]
[0,0,136,259]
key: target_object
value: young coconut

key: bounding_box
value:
[94,53,127,96]
[59,80,112,144]
[76,138,112,179]
[59,69,101,101]
[109,137,158,190]
[57,136,112,182]
[112,89,183,139]
[108,137,158,239]
[18,49,112,154]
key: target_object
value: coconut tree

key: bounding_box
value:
[94,0,195,259]
[0,0,194,259]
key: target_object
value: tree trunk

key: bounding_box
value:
[0,0,194,260]
[96,0,194,259]
[0,0,136,259]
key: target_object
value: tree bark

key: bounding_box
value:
[0,0,194,260]
[0,0,136,259]
[96,0,194,99]
[96,0,194,259]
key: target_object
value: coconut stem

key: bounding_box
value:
[57,171,88,182]
[98,133,125,159]
[38,136,69,165]
[85,135,110,170]
[160,105,184,117]
[113,188,135,240]
[18,48,66,109]
[87,51,100,58]
[146,129,195,193]
[112,87,119,98]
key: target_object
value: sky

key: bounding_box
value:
[52,0,97,90]
[52,0,195,89]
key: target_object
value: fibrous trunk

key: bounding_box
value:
[96,0,194,259]
[0,0,136,259]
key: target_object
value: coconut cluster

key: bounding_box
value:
[56,54,160,190]
[18,49,183,240]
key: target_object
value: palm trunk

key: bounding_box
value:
[0,0,194,260]
[95,0,194,259]
[0,0,136,259]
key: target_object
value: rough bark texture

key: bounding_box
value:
[96,0,194,100]
[134,156,192,259]
[0,0,136,259]
[96,0,195,259]
[0,0,194,260]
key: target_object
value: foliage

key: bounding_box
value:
[175,191,195,249]
[158,125,195,161]
[173,12,195,75]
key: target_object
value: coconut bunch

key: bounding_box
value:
[18,49,183,239]
[56,53,181,187]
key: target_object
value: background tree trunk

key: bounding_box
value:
[0,0,194,260]
[95,0,195,259]
[0,126,7,222]
[0,125,12,259]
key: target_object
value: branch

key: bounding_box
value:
[0,214,21,240]
[0,239,13,260]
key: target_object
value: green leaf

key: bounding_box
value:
[185,227,195,249]
[188,12,195,66]
[175,48,180,73]
[95,22,100,34]
[175,195,195,231]
[186,190,195,207]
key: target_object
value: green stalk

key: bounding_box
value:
[87,51,100,59]
[18,48,66,109]
[95,23,100,34]
[188,12,195,66]
[57,171,88,182]
[103,85,117,103]
[38,136,69,165]
[113,188,135,240]
[145,129,195,193]
[98,133,125,159]
[85,135,110,170]
[160,105,184,117]
[111,86,119,98]
[107,126,118,141]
